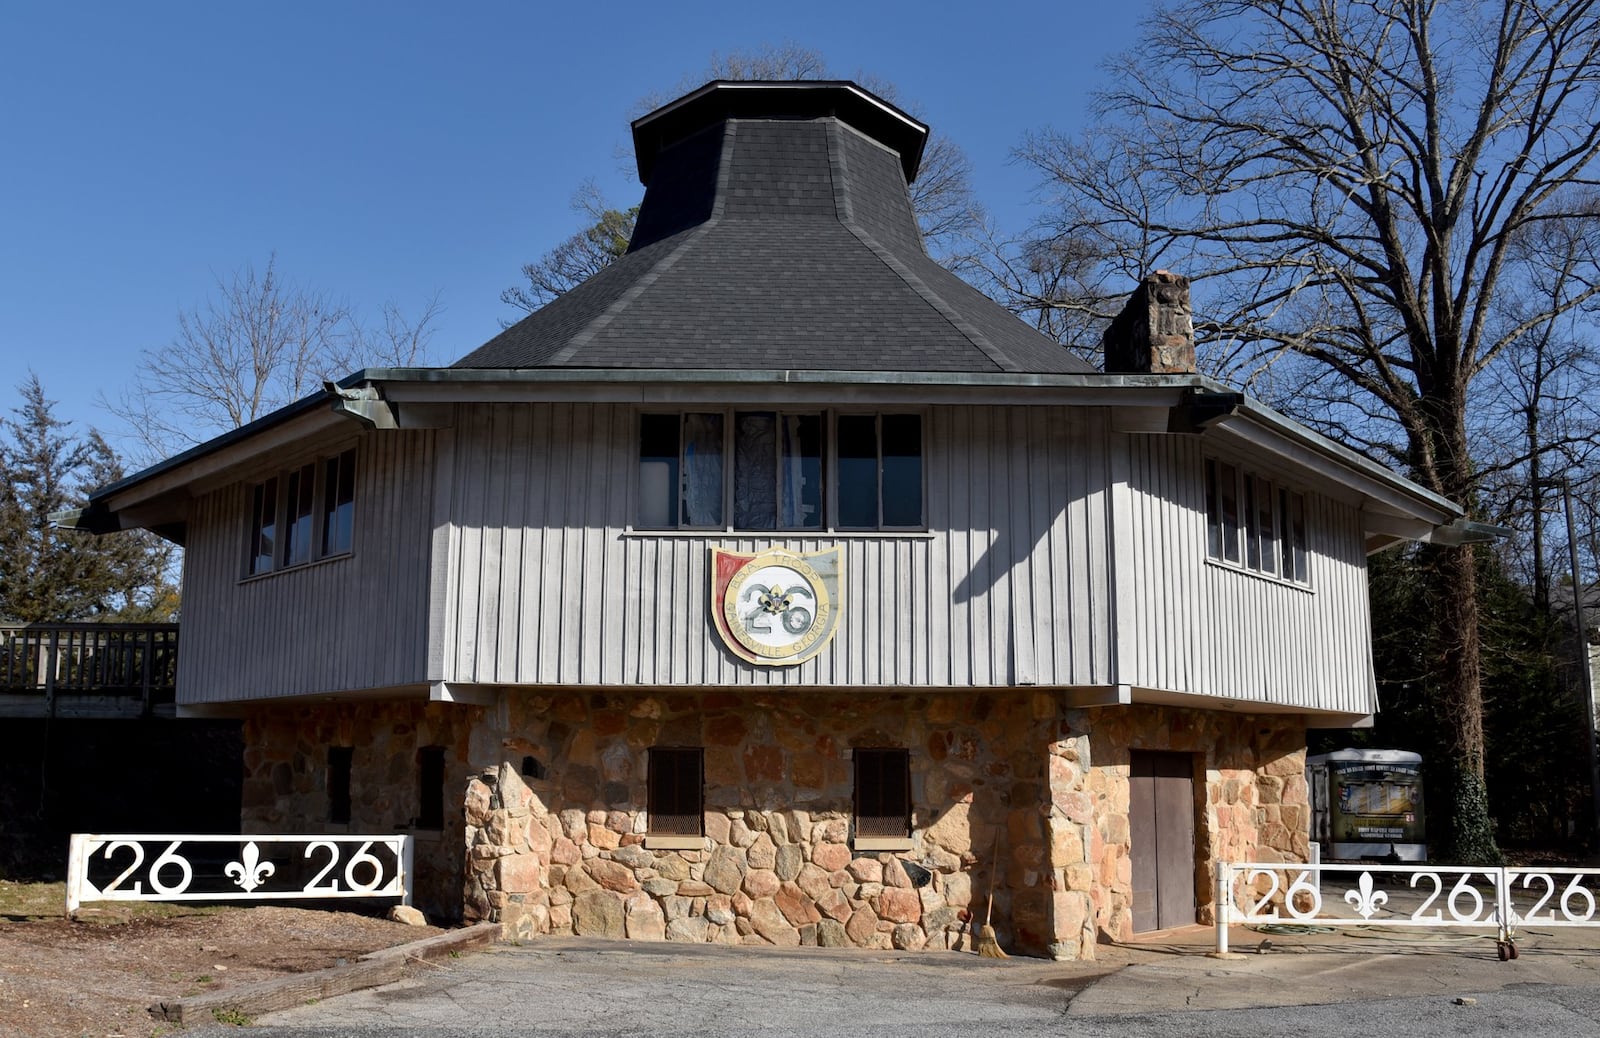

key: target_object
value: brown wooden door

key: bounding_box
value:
[1129,751,1196,932]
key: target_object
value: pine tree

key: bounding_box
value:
[0,375,174,623]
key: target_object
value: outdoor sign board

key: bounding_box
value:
[710,546,842,666]
[1307,749,1427,862]
[66,833,412,914]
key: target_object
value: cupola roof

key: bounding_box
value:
[455,80,1091,375]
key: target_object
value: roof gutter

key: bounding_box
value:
[1427,518,1510,545]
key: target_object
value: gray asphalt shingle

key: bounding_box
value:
[454,84,1091,376]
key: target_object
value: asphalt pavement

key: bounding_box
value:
[185,923,1600,1037]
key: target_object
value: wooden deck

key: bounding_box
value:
[0,623,179,718]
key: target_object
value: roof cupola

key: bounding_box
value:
[456,80,1089,375]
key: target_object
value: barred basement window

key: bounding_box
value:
[1204,458,1308,583]
[328,746,353,825]
[647,747,704,837]
[853,748,910,840]
[417,746,445,830]
[244,447,358,576]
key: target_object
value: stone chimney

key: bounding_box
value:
[1102,271,1194,374]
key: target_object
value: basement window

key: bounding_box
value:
[1205,458,1308,583]
[328,746,353,825]
[417,746,445,830]
[853,748,912,850]
[637,411,921,531]
[245,447,358,577]
[647,747,704,847]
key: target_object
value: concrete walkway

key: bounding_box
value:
[206,923,1600,1036]
[1074,921,1600,1013]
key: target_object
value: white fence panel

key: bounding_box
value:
[66,834,413,915]
[1216,861,1600,960]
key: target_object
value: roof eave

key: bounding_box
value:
[362,366,1462,523]
[84,366,1464,542]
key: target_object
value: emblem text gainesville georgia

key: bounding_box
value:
[710,546,843,666]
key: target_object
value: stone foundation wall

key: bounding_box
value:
[240,701,483,919]
[233,692,1310,955]
[465,691,1054,954]
[461,691,1310,958]
[1052,705,1308,943]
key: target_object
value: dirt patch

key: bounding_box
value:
[0,888,442,1037]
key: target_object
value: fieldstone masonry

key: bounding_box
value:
[235,692,1308,956]
[1102,270,1196,375]
[460,691,1308,958]
[240,701,482,918]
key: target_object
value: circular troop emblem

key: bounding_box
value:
[724,554,833,661]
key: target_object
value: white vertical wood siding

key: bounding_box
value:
[172,405,1379,710]
[177,431,436,703]
[437,403,1116,688]
[1120,433,1377,714]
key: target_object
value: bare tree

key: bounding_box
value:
[959,218,1120,361]
[501,183,638,317]
[1475,207,1600,609]
[1016,0,1600,861]
[506,45,985,315]
[343,294,444,369]
[106,255,440,459]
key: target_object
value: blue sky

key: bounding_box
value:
[0,2,1146,451]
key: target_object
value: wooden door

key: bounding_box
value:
[1129,750,1196,932]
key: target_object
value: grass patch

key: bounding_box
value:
[211,1006,252,1026]
[0,879,227,924]
[0,880,65,919]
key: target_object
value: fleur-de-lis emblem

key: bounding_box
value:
[1344,870,1389,919]
[225,841,276,893]
[756,585,791,614]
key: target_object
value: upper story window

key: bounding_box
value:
[246,447,358,577]
[1204,458,1308,584]
[637,411,922,531]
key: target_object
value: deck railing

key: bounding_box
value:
[0,623,179,717]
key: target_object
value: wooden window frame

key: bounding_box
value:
[242,446,359,579]
[635,409,925,533]
[1204,456,1309,585]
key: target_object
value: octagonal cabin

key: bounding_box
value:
[74,81,1481,956]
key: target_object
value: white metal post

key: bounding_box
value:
[1496,866,1512,944]
[1215,862,1231,955]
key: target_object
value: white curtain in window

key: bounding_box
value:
[682,414,724,526]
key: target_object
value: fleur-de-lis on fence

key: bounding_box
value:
[1343,870,1389,919]
[225,841,276,893]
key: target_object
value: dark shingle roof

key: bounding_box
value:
[455,82,1091,375]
